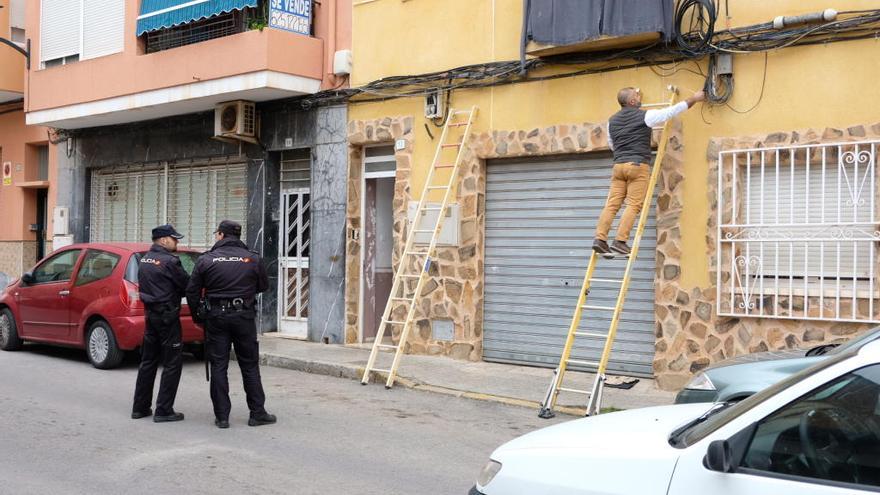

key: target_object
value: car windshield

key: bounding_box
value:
[828,326,880,354]
[125,251,202,283]
[669,348,858,449]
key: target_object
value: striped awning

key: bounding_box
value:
[137,0,258,35]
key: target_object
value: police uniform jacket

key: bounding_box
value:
[138,244,190,305]
[185,237,269,308]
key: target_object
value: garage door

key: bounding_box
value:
[483,155,657,376]
[89,160,248,248]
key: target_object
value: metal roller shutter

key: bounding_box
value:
[483,155,657,376]
[90,160,248,248]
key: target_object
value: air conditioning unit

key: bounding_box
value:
[214,100,257,143]
[425,91,444,119]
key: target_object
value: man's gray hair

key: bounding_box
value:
[617,87,636,107]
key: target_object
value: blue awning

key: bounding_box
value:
[137,0,259,35]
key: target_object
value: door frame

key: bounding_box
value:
[358,145,397,343]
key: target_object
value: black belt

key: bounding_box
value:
[207,298,253,311]
[145,301,180,310]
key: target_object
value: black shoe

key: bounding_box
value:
[610,240,631,256]
[592,239,614,258]
[131,409,152,420]
[248,412,277,427]
[153,412,185,423]
[215,418,230,429]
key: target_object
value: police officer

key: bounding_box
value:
[186,220,276,429]
[132,224,189,423]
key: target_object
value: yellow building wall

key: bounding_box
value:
[351,0,880,290]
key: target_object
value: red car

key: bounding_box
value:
[0,243,204,369]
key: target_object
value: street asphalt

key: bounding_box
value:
[0,344,564,494]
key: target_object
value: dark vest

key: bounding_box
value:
[608,106,652,165]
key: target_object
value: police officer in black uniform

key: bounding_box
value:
[132,224,189,423]
[186,220,276,429]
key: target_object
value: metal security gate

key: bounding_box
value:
[483,155,657,376]
[89,160,248,248]
[277,151,311,337]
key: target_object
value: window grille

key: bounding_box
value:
[89,160,248,249]
[143,8,258,54]
[717,140,880,323]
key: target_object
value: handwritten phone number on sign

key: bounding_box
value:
[270,0,312,36]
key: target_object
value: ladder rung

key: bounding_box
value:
[383,320,406,325]
[434,164,456,168]
[376,344,398,350]
[453,110,471,115]
[412,229,434,234]
[400,274,420,278]
[582,305,616,311]
[590,278,623,284]
[566,359,600,367]
[447,122,469,127]
[558,387,592,395]
[406,250,429,255]
[422,206,443,210]
[574,332,607,338]
[390,297,411,301]
[441,143,462,148]
[426,186,448,190]
[370,368,393,373]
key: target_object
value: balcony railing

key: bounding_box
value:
[144,7,263,54]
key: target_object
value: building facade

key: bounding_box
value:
[0,0,56,289]
[25,0,351,339]
[346,0,880,388]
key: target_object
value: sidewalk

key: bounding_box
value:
[257,334,677,416]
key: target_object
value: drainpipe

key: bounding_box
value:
[325,0,339,86]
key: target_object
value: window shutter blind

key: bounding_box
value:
[82,0,125,60]
[40,0,82,62]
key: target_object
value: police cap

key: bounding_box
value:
[151,224,184,240]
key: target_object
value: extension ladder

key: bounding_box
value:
[361,106,478,388]
[538,90,679,418]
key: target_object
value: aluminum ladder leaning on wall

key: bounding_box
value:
[361,106,478,389]
[538,88,679,418]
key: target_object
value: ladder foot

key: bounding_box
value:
[385,385,392,390]
[538,408,556,419]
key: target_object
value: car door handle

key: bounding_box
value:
[58,290,70,296]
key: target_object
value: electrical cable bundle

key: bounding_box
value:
[298,6,880,110]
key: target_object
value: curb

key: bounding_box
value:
[259,352,587,417]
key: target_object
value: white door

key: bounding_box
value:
[278,190,310,337]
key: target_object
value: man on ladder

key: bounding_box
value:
[593,87,705,257]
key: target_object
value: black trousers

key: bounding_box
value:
[132,303,183,416]
[206,310,267,420]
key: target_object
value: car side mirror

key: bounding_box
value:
[21,272,35,285]
[704,440,734,473]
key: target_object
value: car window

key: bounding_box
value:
[126,251,201,284]
[671,349,856,448]
[75,250,121,286]
[741,364,880,488]
[31,249,82,284]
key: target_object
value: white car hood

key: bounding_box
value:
[481,404,712,495]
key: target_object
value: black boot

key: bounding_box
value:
[248,412,277,427]
[153,412,185,423]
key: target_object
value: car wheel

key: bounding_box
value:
[0,308,24,351]
[86,320,124,369]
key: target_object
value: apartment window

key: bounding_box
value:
[39,0,125,68]
[11,28,26,48]
[37,145,49,182]
[717,140,880,323]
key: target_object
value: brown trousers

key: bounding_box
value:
[595,162,650,242]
